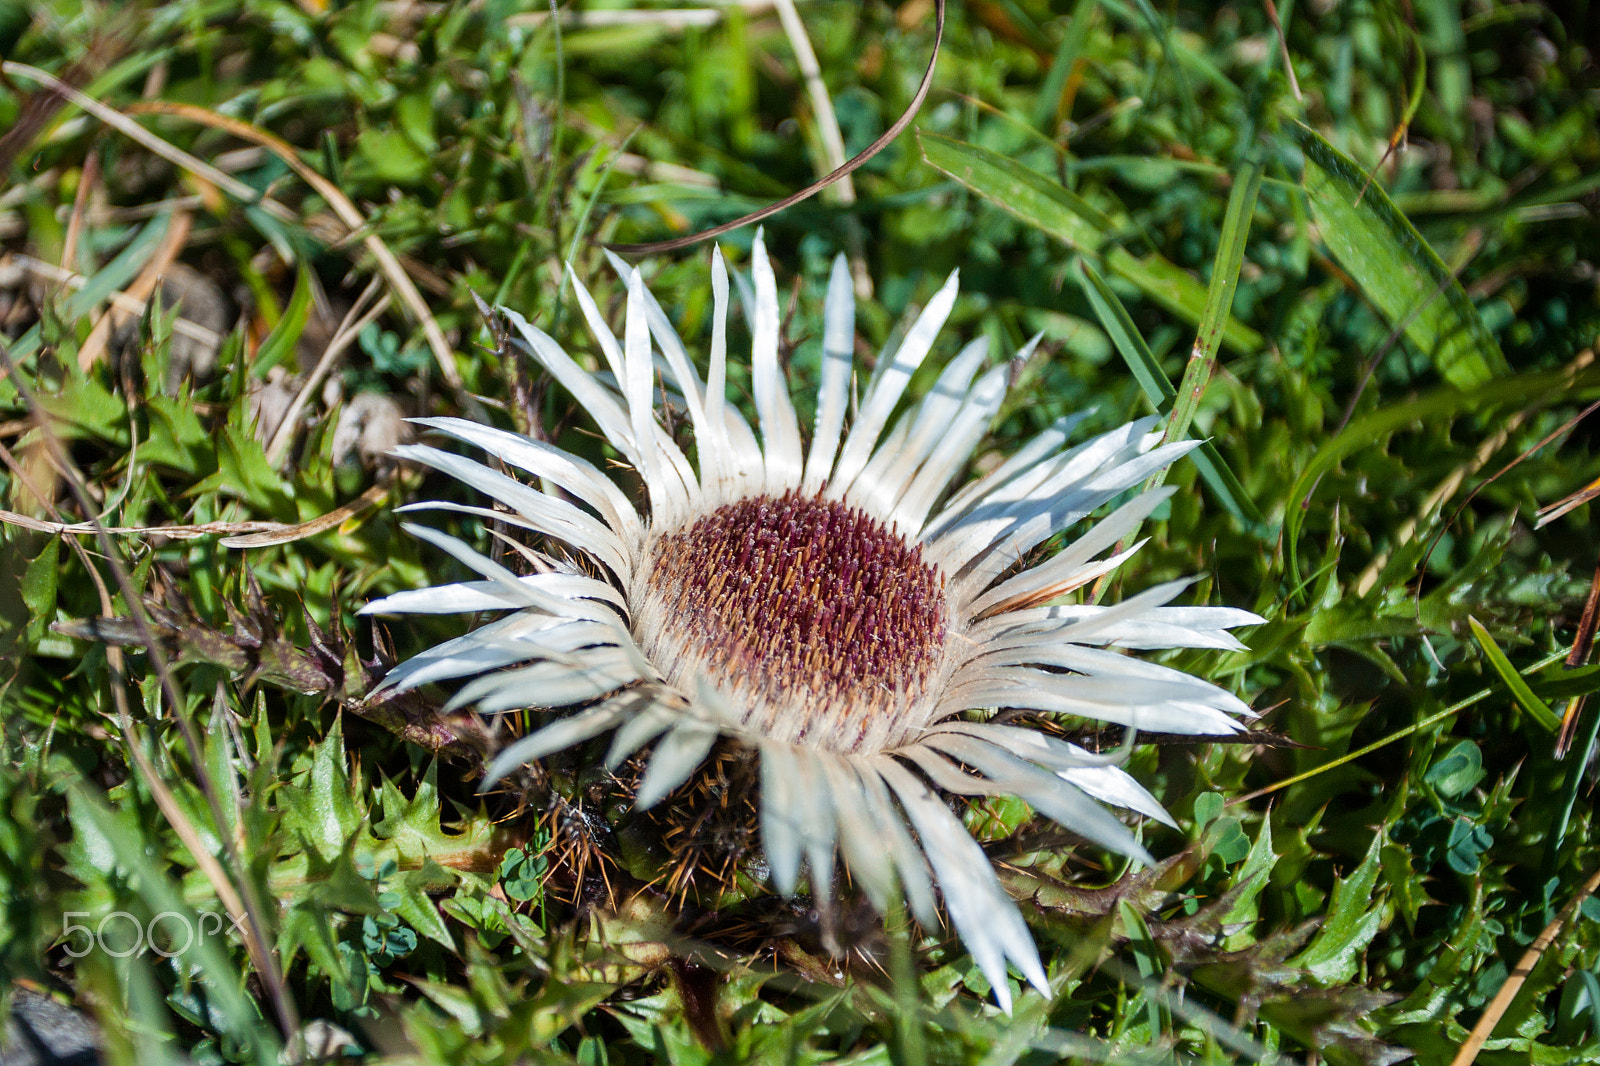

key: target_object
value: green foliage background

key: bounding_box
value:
[2,0,1600,1062]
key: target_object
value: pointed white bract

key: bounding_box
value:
[365,233,1263,1009]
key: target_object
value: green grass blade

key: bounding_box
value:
[1075,258,1173,409]
[1291,122,1508,389]
[251,261,313,379]
[919,130,1262,354]
[1165,159,1262,445]
[1468,616,1561,733]
[1030,0,1097,131]
[1075,258,1262,526]
[62,211,177,320]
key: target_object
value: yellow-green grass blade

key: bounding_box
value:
[919,131,1262,355]
[1291,122,1508,390]
[1468,616,1561,733]
[1075,258,1261,527]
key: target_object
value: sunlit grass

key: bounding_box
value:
[2,1,1600,1063]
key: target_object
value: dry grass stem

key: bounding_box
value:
[262,275,389,466]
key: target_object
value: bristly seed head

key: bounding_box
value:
[640,491,948,752]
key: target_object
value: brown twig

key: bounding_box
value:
[1555,558,1600,757]
[60,150,99,275]
[262,275,389,467]
[1450,865,1600,1066]
[605,0,946,255]
[0,509,285,539]
[220,483,388,549]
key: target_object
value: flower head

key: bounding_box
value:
[364,234,1262,1008]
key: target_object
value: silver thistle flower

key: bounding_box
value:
[363,234,1262,1009]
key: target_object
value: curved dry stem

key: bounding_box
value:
[605,0,945,256]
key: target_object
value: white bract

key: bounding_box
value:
[363,234,1262,1009]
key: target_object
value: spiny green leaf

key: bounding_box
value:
[407,974,487,1033]
[20,536,58,643]
[280,717,363,862]
[188,423,294,515]
[35,370,131,445]
[1220,818,1277,950]
[142,394,211,474]
[388,861,458,950]
[67,787,281,1066]
[1291,830,1390,985]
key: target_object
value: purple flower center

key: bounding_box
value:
[642,491,948,747]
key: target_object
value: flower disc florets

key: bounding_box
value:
[364,232,1266,1010]
[639,490,948,753]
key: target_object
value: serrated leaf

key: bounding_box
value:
[281,718,363,862]
[277,903,351,990]
[1291,830,1389,985]
[532,979,629,1046]
[406,975,484,1033]
[1380,842,1429,933]
[189,424,294,515]
[1221,818,1277,950]
[143,394,211,474]
[36,370,132,445]
[294,851,385,915]
[205,696,243,842]
[373,762,448,851]
[21,536,58,642]
[67,788,280,1065]
[388,862,457,950]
